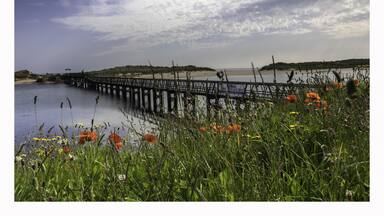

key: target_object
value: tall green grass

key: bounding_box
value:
[15,79,369,201]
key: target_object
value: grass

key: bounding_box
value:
[14,77,369,201]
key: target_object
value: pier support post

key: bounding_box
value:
[153,89,158,113]
[111,85,115,96]
[123,86,127,100]
[174,92,178,115]
[206,96,212,119]
[141,88,145,110]
[147,89,152,112]
[160,91,164,114]
[133,88,137,108]
[192,95,196,116]
[167,92,172,113]
[129,87,134,107]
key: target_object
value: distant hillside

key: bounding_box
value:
[15,70,34,79]
[87,65,215,77]
[260,59,369,71]
[15,69,64,83]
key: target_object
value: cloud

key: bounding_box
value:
[52,0,369,54]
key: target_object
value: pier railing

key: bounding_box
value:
[85,76,320,98]
[65,74,323,116]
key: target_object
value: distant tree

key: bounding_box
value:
[260,59,369,71]
[15,70,31,79]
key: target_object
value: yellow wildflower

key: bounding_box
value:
[246,134,262,140]
[289,124,300,129]
[289,111,299,115]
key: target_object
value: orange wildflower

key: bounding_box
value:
[115,142,123,151]
[325,85,333,92]
[143,133,157,144]
[286,94,298,103]
[227,123,241,133]
[109,132,122,144]
[63,146,71,154]
[198,127,208,133]
[109,132,123,150]
[211,124,225,133]
[89,131,97,141]
[314,100,328,109]
[306,92,320,101]
[304,98,311,104]
[333,82,344,89]
[353,79,360,86]
[79,137,85,145]
[79,130,98,144]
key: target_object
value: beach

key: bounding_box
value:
[15,79,38,84]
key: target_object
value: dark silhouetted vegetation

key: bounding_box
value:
[15,70,32,79]
[260,59,369,71]
[15,70,65,83]
[87,65,215,77]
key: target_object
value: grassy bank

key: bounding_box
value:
[15,78,369,201]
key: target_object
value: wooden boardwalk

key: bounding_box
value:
[64,73,322,117]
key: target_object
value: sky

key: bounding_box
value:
[15,0,369,74]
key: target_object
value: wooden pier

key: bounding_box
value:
[64,73,322,117]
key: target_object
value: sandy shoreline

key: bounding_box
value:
[15,79,38,84]
[15,79,59,85]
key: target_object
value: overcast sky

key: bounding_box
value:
[15,0,369,73]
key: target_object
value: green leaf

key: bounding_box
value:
[219,169,229,187]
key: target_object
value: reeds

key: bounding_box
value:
[14,67,369,201]
[15,73,369,201]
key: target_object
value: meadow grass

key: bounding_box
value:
[15,78,369,201]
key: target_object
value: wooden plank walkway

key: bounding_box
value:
[64,73,323,117]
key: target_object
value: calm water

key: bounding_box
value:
[15,83,151,145]
[15,68,362,144]
[197,68,360,82]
